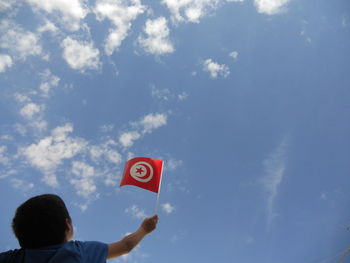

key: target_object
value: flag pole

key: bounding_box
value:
[154,161,164,215]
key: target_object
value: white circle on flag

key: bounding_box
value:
[130,161,154,183]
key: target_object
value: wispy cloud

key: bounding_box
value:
[61,37,101,72]
[178,92,189,101]
[11,178,34,192]
[37,20,58,34]
[202,59,230,79]
[342,15,348,28]
[261,137,288,228]
[0,22,42,60]
[151,84,188,102]
[16,95,47,132]
[0,146,10,165]
[20,103,44,119]
[139,113,168,134]
[229,51,238,60]
[254,0,290,15]
[119,113,168,149]
[162,0,220,23]
[320,192,327,201]
[138,17,174,55]
[70,161,98,199]
[26,0,88,31]
[119,131,141,148]
[20,123,88,187]
[38,69,60,97]
[0,54,13,72]
[161,202,175,214]
[94,0,146,55]
[0,0,16,11]
[151,85,170,101]
[125,205,147,219]
[164,158,183,171]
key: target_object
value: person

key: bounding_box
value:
[0,194,158,263]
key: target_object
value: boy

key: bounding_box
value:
[0,194,158,263]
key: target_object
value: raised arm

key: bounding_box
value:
[107,215,158,259]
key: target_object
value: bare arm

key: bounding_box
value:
[107,215,158,259]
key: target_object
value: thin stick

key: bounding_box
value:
[154,161,164,215]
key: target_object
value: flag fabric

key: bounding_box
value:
[120,157,164,193]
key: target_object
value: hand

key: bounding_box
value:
[140,215,158,234]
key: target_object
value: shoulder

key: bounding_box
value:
[64,241,108,251]
[64,241,108,263]
[0,249,25,263]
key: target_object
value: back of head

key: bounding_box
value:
[12,194,71,249]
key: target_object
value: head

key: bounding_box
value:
[12,194,73,249]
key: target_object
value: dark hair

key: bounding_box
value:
[12,194,72,249]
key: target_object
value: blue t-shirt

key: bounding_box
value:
[0,241,108,263]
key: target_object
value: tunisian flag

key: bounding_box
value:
[120,157,164,193]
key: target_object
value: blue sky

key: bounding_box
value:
[1,0,350,262]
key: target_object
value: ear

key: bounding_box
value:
[65,218,74,241]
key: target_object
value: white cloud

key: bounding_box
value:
[162,0,219,23]
[151,85,188,102]
[0,146,10,165]
[140,113,167,133]
[0,0,16,11]
[31,120,48,131]
[39,69,60,97]
[15,92,48,132]
[89,139,122,164]
[342,15,348,28]
[20,103,43,119]
[119,131,141,148]
[94,0,146,55]
[262,137,288,227]
[21,123,88,187]
[37,20,58,34]
[62,37,100,72]
[104,172,120,187]
[138,17,174,55]
[26,0,88,31]
[100,124,114,133]
[70,161,97,199]
[0,135,12,141]
[203,59,230,79]
[254,0,290,15]
[178,92,189,101]
[229,51,238,60]
[165,159,183,171]
[0,54,13,72]
[119,113,167,148]
[19,102,47,131]
[161,202,175,214]
[14,123,27,136]
[0,27,42,60]
[151,85,170,101]
[14,93,30,103]
[11,178,34,191]
[125,205,147,219]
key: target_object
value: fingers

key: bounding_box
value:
[150,214,158,221]
[141,215,159,233]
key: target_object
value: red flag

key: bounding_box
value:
[120,157,163,193]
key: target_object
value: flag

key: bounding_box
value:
[120,157,163,193]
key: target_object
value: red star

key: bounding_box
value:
[136,167,144,174]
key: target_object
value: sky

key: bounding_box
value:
[0,0,350,262]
